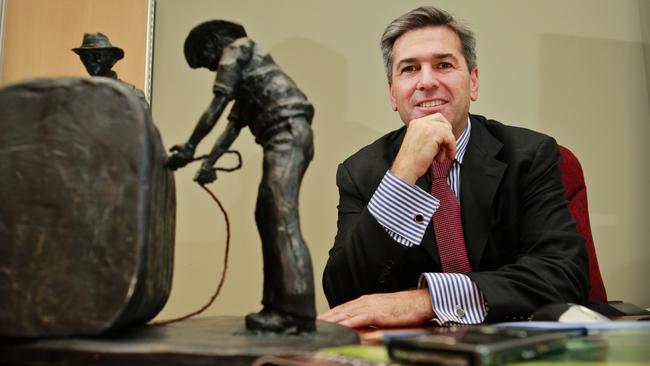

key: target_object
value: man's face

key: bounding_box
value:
[79,50,116,77]
[389,26,478,138]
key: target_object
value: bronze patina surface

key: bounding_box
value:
[0,77,175,337]
[0,316,360,366]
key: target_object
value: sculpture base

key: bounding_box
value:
[0,316,359,366]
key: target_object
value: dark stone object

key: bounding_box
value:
[0,77,175,337]
[0,316,360,366]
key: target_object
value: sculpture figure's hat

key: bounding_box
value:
[184,20,247,69]
[72,32,124,60]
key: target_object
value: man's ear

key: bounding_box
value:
[388,81,398,111]
[470,67,479,101]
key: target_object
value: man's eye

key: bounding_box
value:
[437,62,453,69]
[401,65,418,74]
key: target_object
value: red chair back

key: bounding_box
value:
[558,145,607,303]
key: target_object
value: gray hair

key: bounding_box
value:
[380,6,476,80]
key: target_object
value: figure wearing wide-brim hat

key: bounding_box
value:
[72,32,148,106]
[72,32,123,79]
[72,32,124,60]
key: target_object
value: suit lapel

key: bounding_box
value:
[460,115,506,269]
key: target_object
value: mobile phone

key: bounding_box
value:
[387,326,568,366]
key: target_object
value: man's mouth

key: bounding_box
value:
[417,100,447,107]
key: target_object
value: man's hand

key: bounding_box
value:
[165,143,196,170]
[391,113,457,184]
[317,289,434,328]
[194,165,217,185]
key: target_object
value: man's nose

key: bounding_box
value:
[416,66,439,90]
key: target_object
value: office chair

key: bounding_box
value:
[558,145,607,303]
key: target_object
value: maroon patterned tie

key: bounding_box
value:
[431,159,472,273]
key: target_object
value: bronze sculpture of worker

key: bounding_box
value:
[166,20,316,334]
[72,32,148,105]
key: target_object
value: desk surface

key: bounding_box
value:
[0,316,359,366]
[541,330,650,365]
[314,327,650,366]
[2,319,649,366]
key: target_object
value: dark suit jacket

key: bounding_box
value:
[323,114,589,322]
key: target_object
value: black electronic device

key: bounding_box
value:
[387,326,568,366]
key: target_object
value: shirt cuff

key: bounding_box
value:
[419,273,487,325]
[368,170,438,246]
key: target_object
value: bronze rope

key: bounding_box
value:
[149,151,241,326]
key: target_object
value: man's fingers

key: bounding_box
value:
[392,114,459,183]
[318,304,354,322]
[317,309,349,323]
[318,294,388,328]
[318,296,372,325]
[319,305,374,328]
[339,313,373,328]
[433,131,457,163]
[434,149,446,164]
[445,134,458,161]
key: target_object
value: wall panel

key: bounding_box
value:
[0,0,150,97]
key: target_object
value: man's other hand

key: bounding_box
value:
[317,289,434,328]
[391,113,457,184]
[165,143,196,170]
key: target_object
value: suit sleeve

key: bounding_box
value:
[322,163,413,307]
[466,138,590,322]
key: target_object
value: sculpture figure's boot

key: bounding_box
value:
[245,307,316,334]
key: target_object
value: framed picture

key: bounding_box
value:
[0,0,155,103]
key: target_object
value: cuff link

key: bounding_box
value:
[454,305,466,318]
[413,213,425,223]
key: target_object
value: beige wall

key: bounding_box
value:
[148,0,650,320]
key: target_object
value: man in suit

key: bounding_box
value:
[319,6,589,327]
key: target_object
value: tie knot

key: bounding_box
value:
[432,159,454,179]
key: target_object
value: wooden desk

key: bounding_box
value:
[3,320,650,365]
[254,326,650,365]
[0,316,359,366]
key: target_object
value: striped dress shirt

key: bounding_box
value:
[367,119,487,325]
